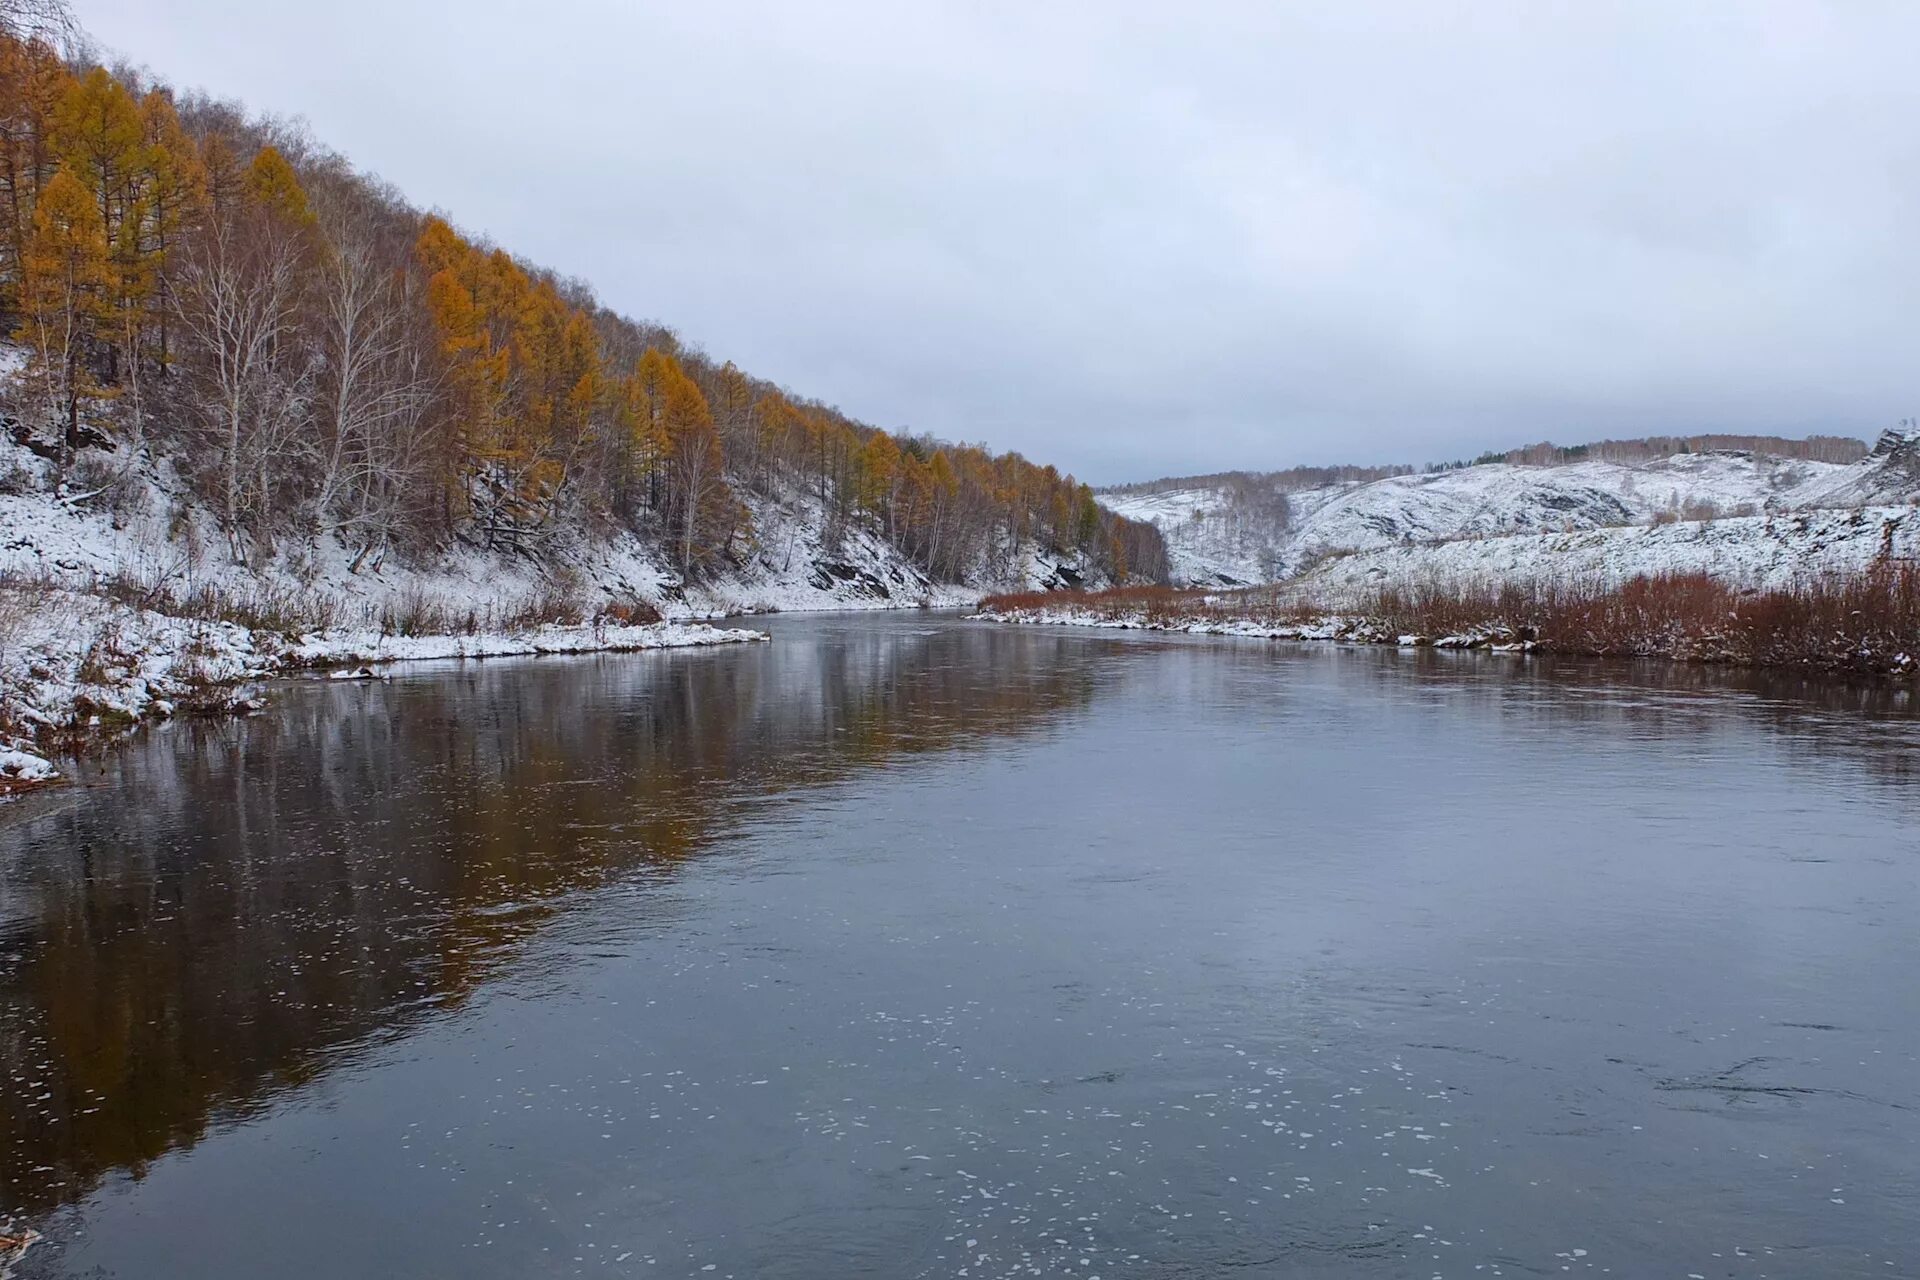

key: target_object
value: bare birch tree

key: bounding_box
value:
[172,208,312,561]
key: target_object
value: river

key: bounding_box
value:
[2,612,1917,1277]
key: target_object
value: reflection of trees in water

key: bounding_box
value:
[0,625,1099,1217]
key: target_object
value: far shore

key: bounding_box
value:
[972,569,1920,678]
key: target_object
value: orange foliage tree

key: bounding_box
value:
[0,29,1167,587]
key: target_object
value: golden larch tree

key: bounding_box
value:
[135,87,205,369]
[0,32,68,312]
[17,164,109,458]
[243,146,312,226]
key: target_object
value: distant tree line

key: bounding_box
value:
[1106,433,1871,500]
[1432,434,1869,471]
[0,23,1166,585]
[1099,462,1416,499]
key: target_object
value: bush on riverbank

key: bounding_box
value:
[979,564,1920,674]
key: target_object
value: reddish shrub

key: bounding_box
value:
[599,599,664,626]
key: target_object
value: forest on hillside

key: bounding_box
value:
[0,14,1166,589]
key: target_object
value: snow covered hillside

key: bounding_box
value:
[1101,436,1920,587]
[0,427,1097,628]
[1287,505,1919,603]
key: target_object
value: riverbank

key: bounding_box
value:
[0,584,767,795]
[973,568,1920,675]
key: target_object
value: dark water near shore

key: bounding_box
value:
[3,613,1918,1278]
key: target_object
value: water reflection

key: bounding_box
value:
[0,616,1916,1278]
[0,620,1098,1216]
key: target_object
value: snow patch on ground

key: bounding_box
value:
[0,748,57,785]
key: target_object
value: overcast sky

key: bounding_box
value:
[76,1,1920,483]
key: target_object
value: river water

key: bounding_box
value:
[2,612,1917,1278]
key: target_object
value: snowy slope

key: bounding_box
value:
[0,429,1104,625]
[1094,486,1284,585]
[1101,445,1912,586]
[1795,429,1920,509]
[1286,506,1918,603]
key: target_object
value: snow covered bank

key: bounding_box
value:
[0,585,764,795]
[283,620,766,666]
[972,602,1486,649]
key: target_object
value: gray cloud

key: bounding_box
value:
[79,0,1920,482]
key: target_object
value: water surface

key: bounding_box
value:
[2,613,1917,1277]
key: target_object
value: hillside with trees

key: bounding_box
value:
[0,17,1166,607]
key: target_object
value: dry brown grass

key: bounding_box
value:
[0,566,344,635]
[596,598,664,626]
[0,585,32,652]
